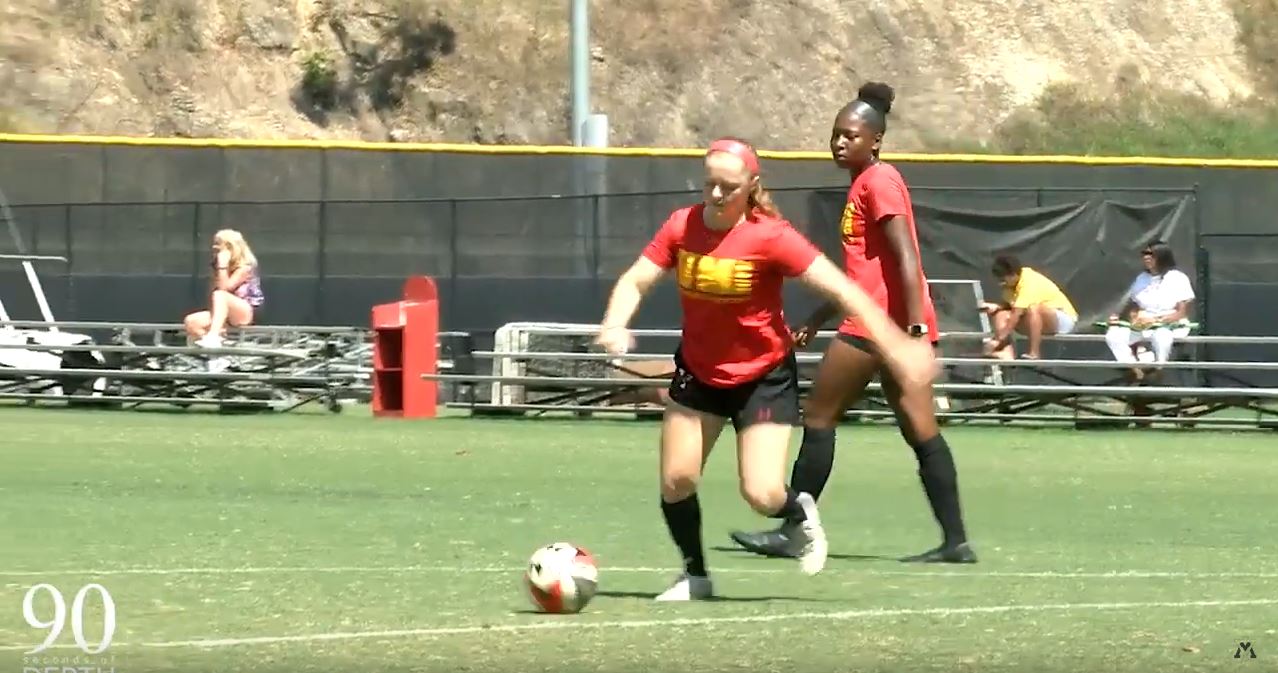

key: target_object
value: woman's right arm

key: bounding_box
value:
[214,265,252,293]
[598,212,682,353]
[1110,276,1141,322]
[601,257,667,330]
[596,256,668,355]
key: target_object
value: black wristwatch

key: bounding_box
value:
[907,323,929,338]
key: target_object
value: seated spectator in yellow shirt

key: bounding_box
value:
[980,255,1078,360]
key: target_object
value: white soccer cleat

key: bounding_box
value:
[654,573,713,602]
[795,492,828,576]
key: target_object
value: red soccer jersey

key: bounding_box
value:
[642,204,820,387]
[836,162,938,341]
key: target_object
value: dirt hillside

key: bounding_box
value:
[0,0,1262,150]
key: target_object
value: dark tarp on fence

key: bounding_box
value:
[808,189,1199,326]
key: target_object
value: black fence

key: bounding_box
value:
[2,140,1276,340]
[0,187,809,329]
[1,185,1208,335]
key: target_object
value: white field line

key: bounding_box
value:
[1,598,1273,652]
[3,565,1278,579]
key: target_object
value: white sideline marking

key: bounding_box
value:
[870,570,1278,579]
[0,565,524,577]
[1,598,1272,651]
[3,565,1278,579]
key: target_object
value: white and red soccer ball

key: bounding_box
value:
[524,542,599,614]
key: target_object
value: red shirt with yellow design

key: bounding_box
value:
[836,163,938,341]
[643,204,819,386]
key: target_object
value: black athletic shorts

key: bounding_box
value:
[836,332,939,355]
[835,333,941,394]
[667,347,801,430]
[836,332,878,355]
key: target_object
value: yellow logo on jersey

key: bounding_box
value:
[676,250,755,301]
[840,202,864,241]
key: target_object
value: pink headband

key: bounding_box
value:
[706,138,760,175]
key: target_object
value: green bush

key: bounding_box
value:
[301,52,339,110]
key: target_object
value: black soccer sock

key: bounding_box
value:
[790,425,837,501]
[769,486,806,522]
[660,493,707,577]
[911,434,969,547]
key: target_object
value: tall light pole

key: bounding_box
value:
[568,0,610,294]
[570,0,589,146]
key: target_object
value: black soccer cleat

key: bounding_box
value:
[899,542,979,564]
[729,521,804,559]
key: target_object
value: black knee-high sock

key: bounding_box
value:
[769,486,806,522]
[661,494,707,577]
[911,434,968,546]
[790,425,837,500]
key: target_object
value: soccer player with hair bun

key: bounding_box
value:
[596,136,940,600]
[731,82,978,564]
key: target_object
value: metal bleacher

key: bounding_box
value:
[0,193,374,413]
[5,179,1275,425]
[426,318,1278,431]
[0,319,373,412]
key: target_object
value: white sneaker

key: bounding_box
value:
[795,492,828,575]
[654,573,713,602]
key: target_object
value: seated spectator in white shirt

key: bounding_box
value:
[1104,241,1196,377]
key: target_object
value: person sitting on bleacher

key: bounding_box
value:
[1104,241,1195,378]
[183,228,264,348]
[981,254,1078,360]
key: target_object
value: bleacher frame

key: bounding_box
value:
[428,326,1278,430]
[3,197,377,413]
[6,177,1274,424]
[0,319,373,413]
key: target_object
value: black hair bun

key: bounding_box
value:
[857,81,895,115]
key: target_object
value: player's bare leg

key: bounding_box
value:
[655,400,724,601]
[730,338,875,558]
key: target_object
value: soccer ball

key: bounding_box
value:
[524,542,599,614]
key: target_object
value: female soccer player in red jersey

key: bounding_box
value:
[595,136,940,601]
[730,83,977,564]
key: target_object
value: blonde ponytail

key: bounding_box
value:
[749,182,781,218]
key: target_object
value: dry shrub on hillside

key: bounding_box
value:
[1233,0,1278,97]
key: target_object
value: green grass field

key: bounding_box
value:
[1,406,1275,673]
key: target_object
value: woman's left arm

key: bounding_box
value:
[1162,272,1196,323]
[883,216,927,328]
